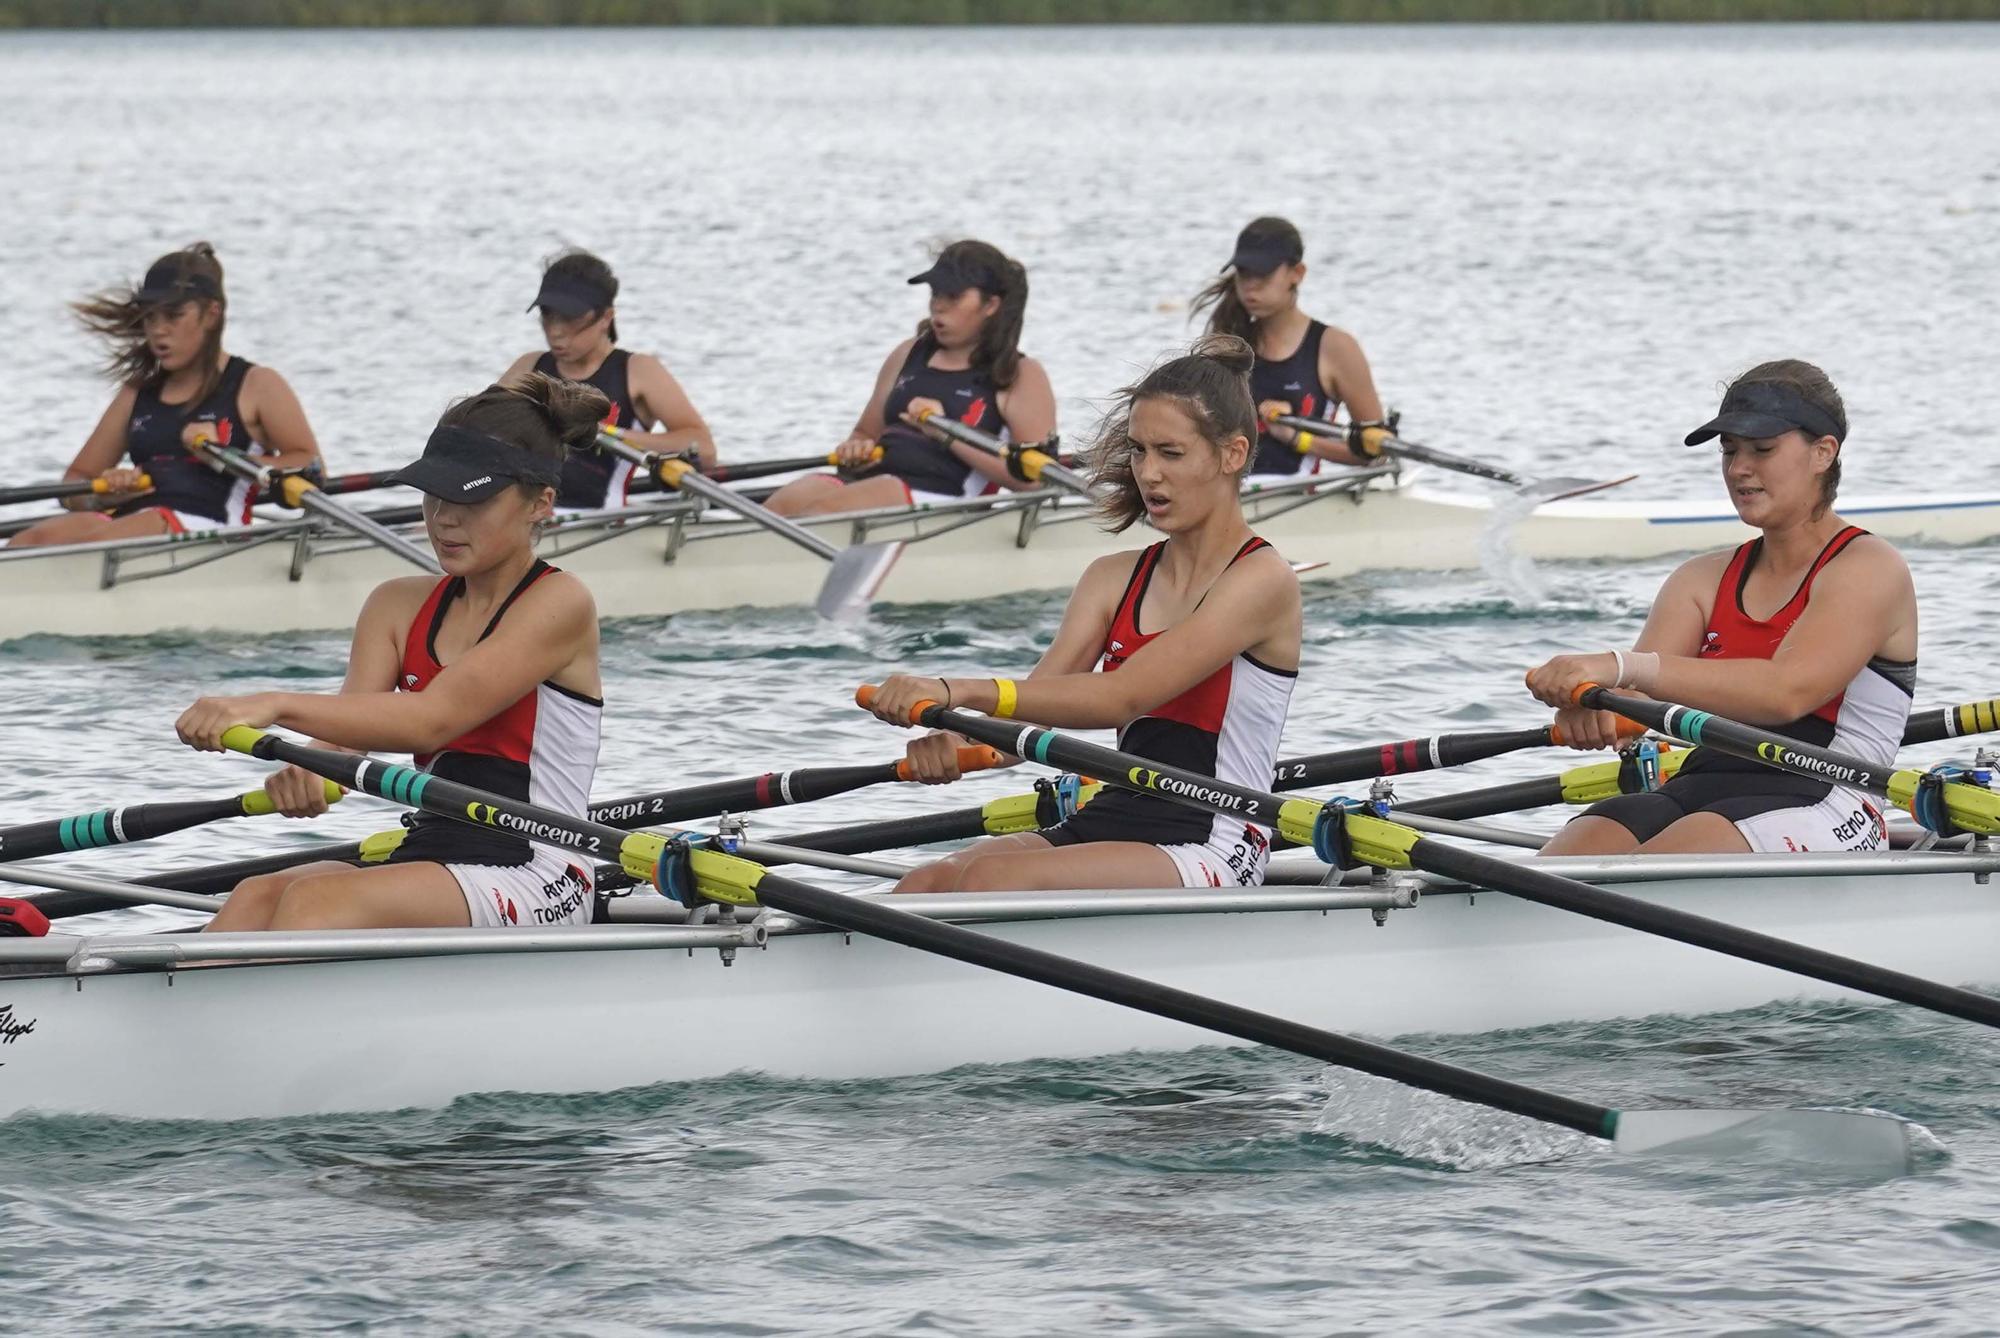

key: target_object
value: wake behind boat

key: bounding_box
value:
[2,464,1997,641]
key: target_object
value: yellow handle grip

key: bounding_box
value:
[90,472,153,493]
[240,779,345,815]
[219,725,269,756]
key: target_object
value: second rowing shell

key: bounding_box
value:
[2,465,1995,641]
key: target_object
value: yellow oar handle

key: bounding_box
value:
[90,472,153,493]
[239,780,345,816]
[828,446,886,467]
[220,725,269,756]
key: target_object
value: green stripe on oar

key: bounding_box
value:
[0,782,344,864]
[1575,686,2000,837]
[854,685,2000,1035]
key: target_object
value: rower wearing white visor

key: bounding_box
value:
[863,336,1299,893]
[175,375,606,931]
[1193,217,1388,486]
[764,239,1057,518]
[1526,360,1917,856]
[501,248,715,512]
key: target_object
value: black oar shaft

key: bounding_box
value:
[1271,414,1522,486]
[0,796,247,864]
[1579,687,1898,794]
[1279,726,1554,789]
[750,868,1612,1138]
[1410,836,2000,1030]
[1906,697,2000,746]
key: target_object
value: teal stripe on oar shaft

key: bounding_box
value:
[1581,688,1900,796]
[1407,834,2000,1032]
[748,867,1614,1140]
[1,795,245,865]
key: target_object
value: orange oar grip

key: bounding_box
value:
[854,684,935,725]
[1549,714,1645,748]
[1570,681,1603,706]
[957,745,1005,772]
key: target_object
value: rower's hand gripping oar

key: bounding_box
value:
[213,728,1894,1166]
[192,436,443,574]
[597,426,901,621]
[1269,412,1634,504]
[0,472,153,508]
[855,684,2000,1038]
[908,408,1091,496]
[700,447,884,486]
[1571,685,2000,839]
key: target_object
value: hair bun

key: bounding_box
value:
[1188,332,1255,377]
[505,371,610,451]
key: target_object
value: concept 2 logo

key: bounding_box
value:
[1126,766,1253,812]
[1754,741,1861,784]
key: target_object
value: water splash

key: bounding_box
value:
[1310,1069,1598,1171]
[1476,489,1555,606]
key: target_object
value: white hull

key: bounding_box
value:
[3,469,1997,640]
[4,856,1996,1122]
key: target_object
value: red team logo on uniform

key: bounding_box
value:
[1700,631,1723,656]
[601,404,620,428]
[493,891,519,925]
[962,397,987,426]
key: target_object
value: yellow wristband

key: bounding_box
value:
[993,678,1018,719]
[1295,430,1315,455]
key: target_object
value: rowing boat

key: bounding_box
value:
[3,848,1995,1122]
[3,465,1996,640]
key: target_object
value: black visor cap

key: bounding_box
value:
[135,258,221,307]
[387,425,559,503]
[1222,242,1297,277]
[529,272,614,320]
[1684,381,1846,447]
[907,257,998,297]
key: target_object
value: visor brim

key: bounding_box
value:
[386,457,522,503]
[1683,411,1808,446]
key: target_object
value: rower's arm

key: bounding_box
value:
[58,388,142,510]
[945,553,1300,729]
[846,341,909,448]
[239,367,323,473]
[1643,540,1915,726]
[498,352,541,385]
[250,577,598,754]
[1303,328,1384,467]
[623,354,716,468]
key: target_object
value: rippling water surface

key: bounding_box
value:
[3,21,2000,1335]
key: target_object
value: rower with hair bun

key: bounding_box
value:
[175,374,607,932]
[501,247,716,510]
[1526,359,1918,856]
[765,239,1057,517]
[863,335,1300,892]
[8,242,323,547]
[1195,217,1387,485]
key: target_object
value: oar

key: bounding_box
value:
[591,745,1006,826]
[1278,718,1642,789]
[856,686,2000,1036]
[1907,695,2000,745]
[0,781,343,864]
[220,727,1908,1166]
[700,449,882,485]
[907,409,1091,495]
[0,863,224,915]
[1269,413,1632,502]
[1572,687,2000,839]
[598,426,901,620]
[192,438,442,573]
[0,473,152,507]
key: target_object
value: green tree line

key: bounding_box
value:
[5,0,1996,24]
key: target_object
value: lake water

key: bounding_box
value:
[3,21,2000,1335]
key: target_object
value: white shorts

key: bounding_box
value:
[447,845,595,928]
[1160,824,1274,889]
[1734,788,1889,854]
[146,506,231,535]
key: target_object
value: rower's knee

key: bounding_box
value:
[950,856,1024,893]
[266,873,353,930]
[892,860,963,894]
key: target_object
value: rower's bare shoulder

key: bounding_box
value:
[523,568,600,621]
[1824,531,1914,592]
[362,575,440,618]
[499,352,541,384]
[1077,549,1145,592]
[1230,542,1302,601]
[1666,549,1733,589]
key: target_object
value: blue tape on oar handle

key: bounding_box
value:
[653,838,696,906]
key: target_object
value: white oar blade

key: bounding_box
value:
[1613,1107,1914,1172]
[1519,473,1639,505]
[814,541,905,621]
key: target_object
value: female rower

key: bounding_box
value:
[863,336,1300,892]
[500,248,715,511]
[1195,217,1387,484]
[1525,360,1917,856]
[764,240,1056,518]
[174,374,606,932]
[8,243,322,548]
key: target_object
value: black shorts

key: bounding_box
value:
[1582,756,1836,847]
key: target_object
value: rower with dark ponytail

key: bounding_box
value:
[765,239,1057,518]
[8,242,324,549]
[862,333,1301,895]
[1193,217,1392,483]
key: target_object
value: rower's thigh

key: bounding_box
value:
[764,475,845,517]
[205,859,358,932]
[954,840,1181,893]
[267,862,473,931]
[1636,812,1751,855]
[784,476,909,518]
[5,512,153,548]
[894,833,1051,893]
[1538,816,1642,856]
